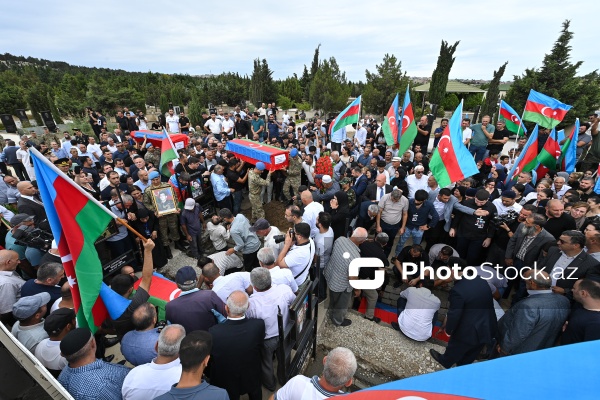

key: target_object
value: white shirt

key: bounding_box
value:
[166,115,179,133]
[302,201,324,239]
[462,127,472,144]
[247,284,296,339]
[87,143,102,161]
[275,374,344,399]
[355,127,367,146]
[34,339,67,371]
[268,266,298,293]
[99,176,110,192]
[204,119,222,135]
[264,226,284,260]
[314,228,334,269]
[121,358,182,400]
[212,272,251,303]
[0,270,25,314]
[136,118,147,130]
[397,287,441,341]
[302,162,316,185]
[222,119,235,136]
[405,174,429,199]
[553,184,572,200]
[492,198,523,216]
[284,239,316,285]
[282,113,290,123]
[206,221,230,251]
[209,251,243,275]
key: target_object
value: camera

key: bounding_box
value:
[12,225,53,251]
[288,228,296,242]
[491,210,519,228]
[273,235,286,244]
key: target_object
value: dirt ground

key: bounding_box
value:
[239,195,291,232]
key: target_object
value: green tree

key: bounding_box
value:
[170,83,186,108]
[277,95,293,110]
[0,79,26,114]
[279,75,303,103]
[506,20,600,128]
[442,93,460,110]
[249,59,277,106]
[309,57,350,115]
[187,89,205,127]
[159,94,169,115]
[428,40,460,107]
[299,65,310,100]
[47,92,64,124]
[310,44,320,79]
[362,54,409,115]
[479,62,508,122]
[464,93,484,111]
[26,82,51,125]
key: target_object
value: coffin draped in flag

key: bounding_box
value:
[30,148,119,333]
[130,130,189,149]
[225,139,289,171]
[429,102,479,187]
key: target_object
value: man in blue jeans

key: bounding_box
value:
[468,115,495,162]
[395,189,439,256]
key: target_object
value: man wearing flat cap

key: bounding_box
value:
[11,292,50,352]
[35,308,76,373]
[58,328,130,400]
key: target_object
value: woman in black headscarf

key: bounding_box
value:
[329,190,350,240]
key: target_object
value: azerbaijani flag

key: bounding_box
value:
[429,101,479,187]
[30,148,119,333]
[331,96,361,133]
[160,128,178,177]
[505,125,540,184]
[381,93,399,146]
[523,89,572,129]
[499,100,527,136]
[594,163,600,195]
[558,118,579,174]
[399,86,418,154]
[536,128,561,170]
[133,272,181,320]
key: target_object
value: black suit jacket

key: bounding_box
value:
[352,174,368,197]
[17,197,49,231]
[362,183,392,202]
[446,276,497,346]
[209,318,265,399]
[539,246,600,293]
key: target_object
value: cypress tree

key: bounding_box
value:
[479,62,507,122]
[428,40,460,107]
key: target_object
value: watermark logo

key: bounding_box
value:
[348,257,385,290]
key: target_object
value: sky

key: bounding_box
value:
[1,0,596,82]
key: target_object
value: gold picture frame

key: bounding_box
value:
[151,187,178,216]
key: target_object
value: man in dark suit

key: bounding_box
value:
[539,230,600,296]
[430,258,497,369]
[351,166,368,198]
[16,181,49,231]
[357,174,392,228]
[209,290,265,400]
[496,269,570,356]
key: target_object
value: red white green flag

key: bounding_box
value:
[505,125,540,183]
[499,100,527,136]
[331,96,361,133]
[399,87,418,154]
[381,93,399,146]
[160,128,178,177]
[537,128,561,170]
[30,148,118,333]
[523,89,572,129]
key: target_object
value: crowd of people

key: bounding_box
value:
[1,104,600,399]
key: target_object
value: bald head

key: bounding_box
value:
[375,174,386,187]
[17,181,37,196]
[226,290,249,317]
[301,190,313,205]
[350,228,368,245]
[0,249,19,271]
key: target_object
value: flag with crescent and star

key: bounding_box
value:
[522,89,572,129]
[537,127,561,170]
[30,147,118,333]
[399,86,418,154]
[429,101,479,187]
[159,128,179,177]
[499,100,527,136]
[381,93,399,146]
[504,125,540,184]
[331,96,361,132]
[558,118,579,173]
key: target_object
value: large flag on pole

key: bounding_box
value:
[536,128,561,169]
[505,125,540,184]
[160,128,178,177]
[381,93,399,146]
[330,96,361,133]
[558,118,579,173]
[399,87,418,154]
[30,148,119,333]
[429,101,479,187]
[499,100,527,136]
[522,89,572,129]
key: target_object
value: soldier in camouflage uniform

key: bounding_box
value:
[41,126,62,146]
[143,170,182,258]
[339,177,357,210]
[144,143,160,168]
[281,148,302,202]
[27,131,41,146]
[248,162,272,222]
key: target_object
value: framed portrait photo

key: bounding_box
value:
[151,187,178,216]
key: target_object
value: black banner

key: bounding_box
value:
[0,114,17,133]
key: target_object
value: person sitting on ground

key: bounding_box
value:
[11,293,50,352]
[271,347,357,400]
[58,328,131,400]
[35,308,76,375]
[120,302,160,366]
[154,331,229,400]
[121,324,186,400]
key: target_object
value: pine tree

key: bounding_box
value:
[506,20,600,128]
[249,58,277,107]
[363,54,409,115]
[479,62,507,122]
[428,40,460,107]
[309,57,350,115]
[310,44,321,79]
[47,92,64,124]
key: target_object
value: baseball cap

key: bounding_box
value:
[149,171,160,180]
[250,218,270,232]
[146,143,153,148]
[12,293,51,320]
[256,162,266,171]
[44,308,76,336]
[60,328,93,357]
[175,266,198,285]
[184,198,196,210]
[10,214,34,227]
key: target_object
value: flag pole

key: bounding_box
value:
[29,147,147,242]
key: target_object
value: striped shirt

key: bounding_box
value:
[324,237,359,293]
